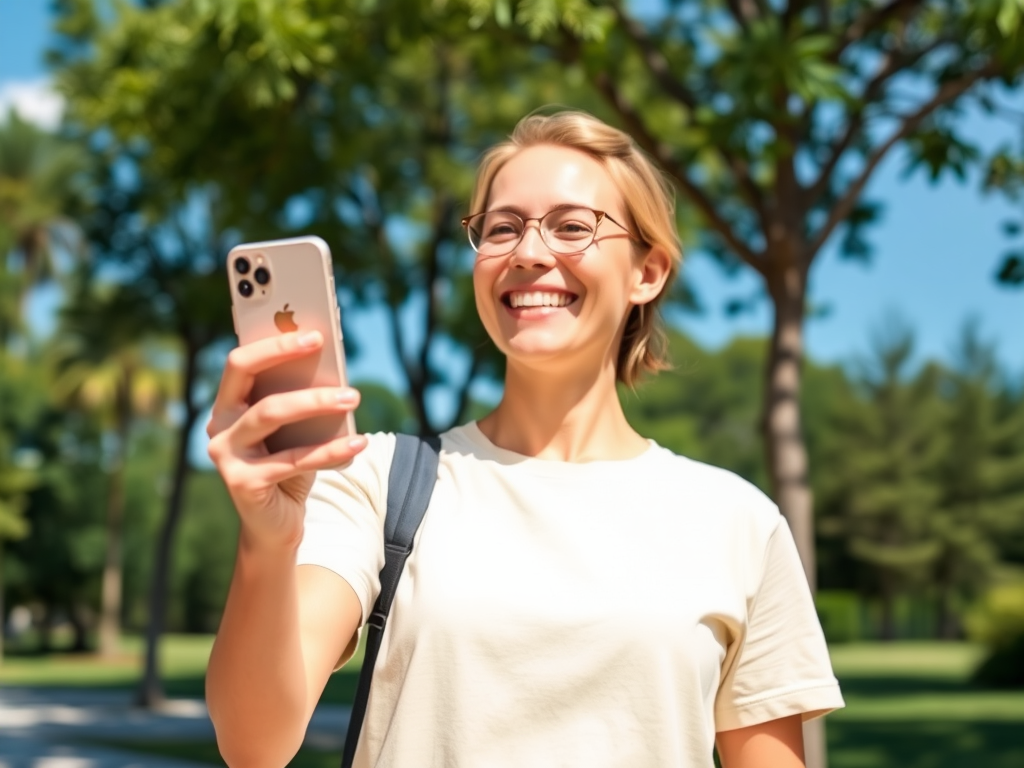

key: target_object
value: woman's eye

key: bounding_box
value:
[553,221,593,237]
[486,223,520,239]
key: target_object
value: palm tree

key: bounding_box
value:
[1,110,88,660]
[0,109,87,343]
[52,282,178,657]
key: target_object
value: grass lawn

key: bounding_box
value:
[5,638,1023,767]
[0,633,364,703]
[827,643,1024,768]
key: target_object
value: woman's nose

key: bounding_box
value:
[510,222,556,268]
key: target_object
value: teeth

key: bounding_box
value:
[509,292,573,308]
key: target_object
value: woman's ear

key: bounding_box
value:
[630,245,674,306]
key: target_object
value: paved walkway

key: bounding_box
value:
[0,687,351,768]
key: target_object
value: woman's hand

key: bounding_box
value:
[206,330,368,551]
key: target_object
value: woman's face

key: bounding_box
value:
[472,144,659,376]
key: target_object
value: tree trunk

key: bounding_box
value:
[99,370,133,658]
[763,268,816,588]
[763,263,828,767]
[69,603,90,652]
[936,585,960,640]
[0,540,5,664]
[136,341,200,708]
[880,582,897,641]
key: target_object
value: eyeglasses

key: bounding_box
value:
[461,206,638,258]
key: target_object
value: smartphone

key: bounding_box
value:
[226,235,354,453]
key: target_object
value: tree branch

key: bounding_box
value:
[445,350,482,433]
[559,30,763,271]
[610,2,696,110]
[724,0,752,30]
[611,3,769,225]
[809,60,1000,256]
[838,0,921,58]
[808,35,953,206]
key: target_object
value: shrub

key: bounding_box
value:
[966,581,1024,688]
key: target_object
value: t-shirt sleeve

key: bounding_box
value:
[295,432,395,634]
[714,516,845,731]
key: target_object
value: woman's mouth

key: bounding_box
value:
[502,290,579,309]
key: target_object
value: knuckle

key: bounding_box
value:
[225,347,247,370]
[251,397,281,427]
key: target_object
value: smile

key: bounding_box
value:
[502,290,578,309]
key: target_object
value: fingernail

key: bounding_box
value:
[297,331,321,347]
[335,389,357,404]
[348,435,367,450]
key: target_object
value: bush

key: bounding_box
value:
[816,590,863,643]
[966,581,1024,688]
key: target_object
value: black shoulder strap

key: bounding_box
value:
[341,433,441,768]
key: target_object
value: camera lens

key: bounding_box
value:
[254,267,271,285]
[234,257,251,275]
[238,279,254,297]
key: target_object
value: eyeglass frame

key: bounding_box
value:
[460,206,641,257]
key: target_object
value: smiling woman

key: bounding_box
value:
[203,110,844,768]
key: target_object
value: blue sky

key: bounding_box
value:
[3,0,1023,397]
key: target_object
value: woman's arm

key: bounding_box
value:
[205,546,361,768]
[716,714,805,768]
[203,331,367,768]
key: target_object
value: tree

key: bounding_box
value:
[0,362,36,662]
[816,320,947,639]
[51,282,178,656]
[0,111,86,343]
[1,113,87,658]
[49,0,581,434]
[932,321,1024,637]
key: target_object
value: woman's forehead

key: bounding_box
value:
[487,144,624,215]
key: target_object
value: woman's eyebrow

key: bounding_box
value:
[487,202,591,216]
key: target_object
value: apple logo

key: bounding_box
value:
[274,304,299,333]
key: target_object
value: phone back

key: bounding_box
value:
[227,236,353,453]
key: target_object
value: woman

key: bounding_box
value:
[205,111,844,768]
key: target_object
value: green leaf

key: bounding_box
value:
[997,0,1024,36]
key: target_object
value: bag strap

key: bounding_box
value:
[341,433,442,768]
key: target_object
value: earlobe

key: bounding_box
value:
[630,245,674,305]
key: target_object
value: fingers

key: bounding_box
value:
[212,433,368,505]
[231,387,359,449]
[208,386,359,460]
[254,434,369,486]
[211,331,324,428]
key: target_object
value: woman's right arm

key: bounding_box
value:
[203,330,368,768]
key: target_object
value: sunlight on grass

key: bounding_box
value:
[0,634,215,687]
[829,642,984,679]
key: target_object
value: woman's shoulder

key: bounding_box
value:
[644,444,783,533]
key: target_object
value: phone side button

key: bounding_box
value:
[231,305,238,334]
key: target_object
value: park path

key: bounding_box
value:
[0,687,351,768]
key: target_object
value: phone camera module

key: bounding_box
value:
[254,267,271,286]
[234,257,251,275]
[238,279,254,298]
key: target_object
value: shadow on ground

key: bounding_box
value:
[828,720,1024,768]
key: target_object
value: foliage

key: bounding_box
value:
[623,331,768,488]
[932,324,1024,634]
[966,579,1024,688]
[50,0,594,433]
[0,111,88,342]
[816,321,948,637]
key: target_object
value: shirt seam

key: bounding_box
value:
[717,679,842,716]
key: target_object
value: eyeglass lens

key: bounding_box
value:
[467,208,599,256]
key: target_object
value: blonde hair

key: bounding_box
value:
[470,110,682,386]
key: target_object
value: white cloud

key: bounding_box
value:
[0,78,65,130]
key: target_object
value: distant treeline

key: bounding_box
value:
[624,325,1024,643]
[3,322,1021,649]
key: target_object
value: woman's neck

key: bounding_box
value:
[476,360,649,462]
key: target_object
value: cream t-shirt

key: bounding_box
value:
[297,423,844,768]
